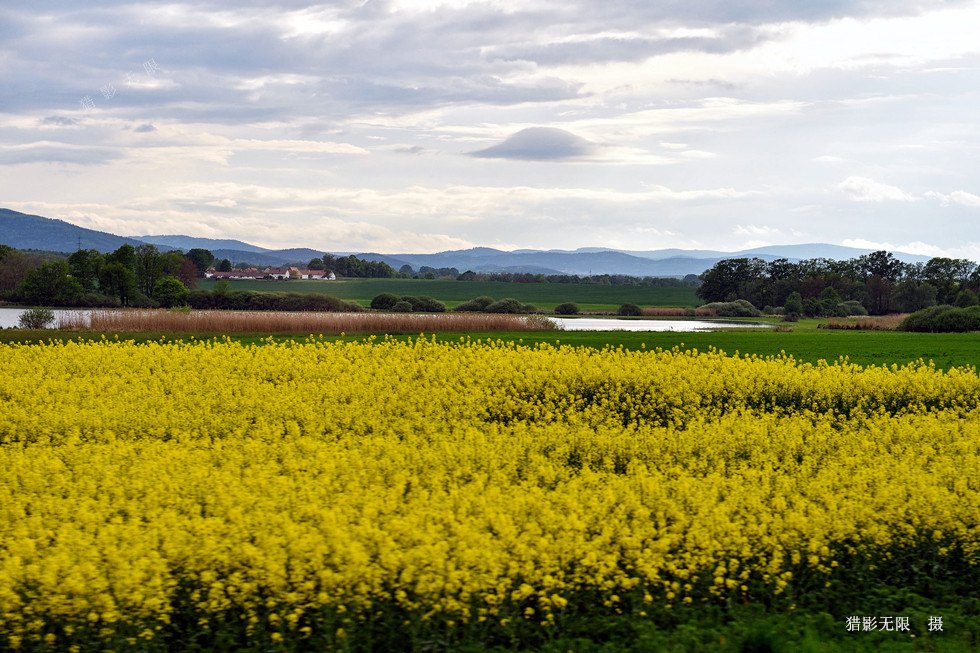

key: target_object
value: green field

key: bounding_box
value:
[197,277,700,310]
[7,325,980,371]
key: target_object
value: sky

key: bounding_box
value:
[1,1,979,256]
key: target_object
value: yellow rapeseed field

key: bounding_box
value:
[0,337,978,650]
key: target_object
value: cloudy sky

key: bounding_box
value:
[2,1,979,255]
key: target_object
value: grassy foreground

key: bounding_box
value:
[4,325,980,371]
[197,278,700,311]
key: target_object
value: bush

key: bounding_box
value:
[391,301,413,312]
[783,292,803,317]
[699,299,761,317]
[131,293,159,309]
[554,302,579,315]
[454,296,495,312]
[617,303,642,316]
[75,293,121,308]
[370,293,400,310]
[841,300,868,316]
[18,307,55,329]
[900,305,980,332]
[152,276,190,308]
[485,298,524,314]
[400,295,446,313]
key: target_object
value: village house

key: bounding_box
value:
[204,267,336,281]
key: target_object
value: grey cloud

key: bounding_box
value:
[133,123,156,132]
[470,127,598,161]
[0,144,122,166]
[39,116,78,127]
[491,27,770,66]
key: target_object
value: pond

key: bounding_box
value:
[548,317,773,332]
[0,307,88,329]
[0,308,773,332]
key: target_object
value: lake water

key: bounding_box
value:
[0,307,87,329]
[0,307,772,332]
[548,317,772,332]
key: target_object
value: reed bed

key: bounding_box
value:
[822,313,909,331]
[641,307,704,317]
[57,309,559,334]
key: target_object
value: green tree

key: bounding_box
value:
[217,259,232,272]
[67,249,104,292]
[893,281,937,313]
[135,244,162,297]
[954,288,979,308]
[106,244,136,270]
[783,291,803,318]
[152,276,189,308]
[158,250,184,279]
[19,261,83,306]
[186,248,215,276]
[0,249,32,296]
[177,258,200,290]
[99,262,137,305]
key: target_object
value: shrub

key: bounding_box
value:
[617,303,642,316]
[841,300,868,316]
[152,276,190,308]
[783,292,803,317]
[699,299,761,317]
[454,296,495,312]
[400,295,446,313]
[131,293,159,309]
[899,305,980,332]
[371,293,400,310]
[18,307,55,329]
[485,298,524,314]
[554,302,579,315]
[391,301,413,312]
[520,303,540,314]
[75,293,121,308]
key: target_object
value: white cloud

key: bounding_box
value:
[925,190,980,208]
[734,225,779,237]
[837,177,916,202]
[950,190,980,208]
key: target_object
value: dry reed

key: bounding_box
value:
[640,307,694,317]
[822,314,909,331]
[58,309,558,334]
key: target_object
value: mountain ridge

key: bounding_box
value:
[0,207,934,277]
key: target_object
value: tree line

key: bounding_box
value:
[697,250,980,316]
[0,243,215,308]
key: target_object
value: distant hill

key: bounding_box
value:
[0,207,937,276]
[136,234,267,253]
[0,208,148,253]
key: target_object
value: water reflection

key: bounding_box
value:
[548,317,772,332]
